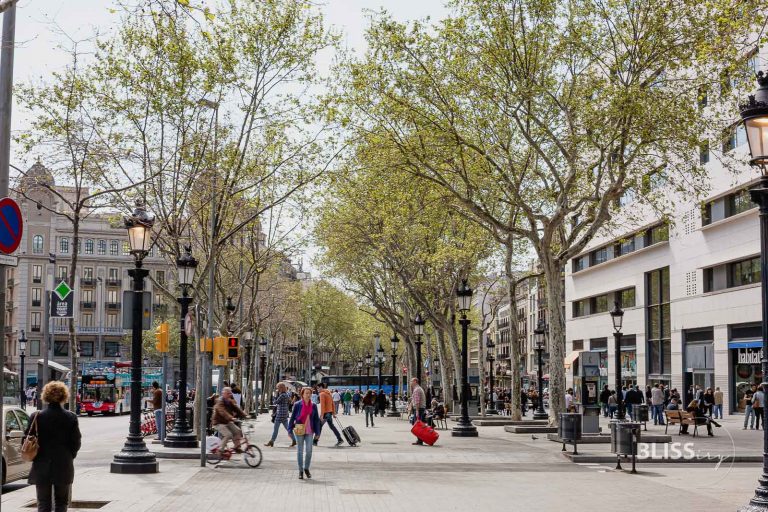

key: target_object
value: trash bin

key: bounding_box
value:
[635,404,649,423]
[559,412,582,441]
[610,421,641,473]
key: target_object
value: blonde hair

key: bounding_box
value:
[42,380,69,404]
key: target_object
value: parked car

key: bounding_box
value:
[2,405,32,485]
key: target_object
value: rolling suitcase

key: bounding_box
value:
[336,417,361,446]
[411,420,439,446]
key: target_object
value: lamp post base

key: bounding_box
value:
[110,436,159,474]
[387,410,400,417]
[163,429,199,448]
[533,409,548,420]
[739,475,768,511]
[451,422,479,437]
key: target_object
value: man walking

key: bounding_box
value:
[599,385,611,418]
[410,378,427,446]
[316,383,344,446]
[744,384,757,430]
[332,389,341,415]
[651,383,665,425]
[713,387,724,419]
[342,389,353,415]
[754,385,765,431]
[265,382,295,447]
[151,381,164,440]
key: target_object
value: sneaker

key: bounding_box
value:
[335,439,344,447]
[312,439,319,446]
[290,440,297,447]
[304,469,312,479]
[299,471,304,480]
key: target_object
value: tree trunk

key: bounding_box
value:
[67,221,81,412]
[478,330,486,416]
[542,257,565,426]
[505,243,522,420]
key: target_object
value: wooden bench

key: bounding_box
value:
[664,409,705,436]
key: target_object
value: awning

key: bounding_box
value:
[564,351,580,369]
[37,359,71,373]
[729,340,762,349]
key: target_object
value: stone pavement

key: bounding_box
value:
[3,409,766,511]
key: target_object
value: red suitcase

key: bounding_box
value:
[411,420,439,446]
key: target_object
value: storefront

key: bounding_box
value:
[588,338,608,391]
[683,328,715,406]
[620,335,637,388]
[729,323,763,413]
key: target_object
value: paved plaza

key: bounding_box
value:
[3,409,767,511]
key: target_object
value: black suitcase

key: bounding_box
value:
[337,418,360,446]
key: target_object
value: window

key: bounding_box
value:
[700,142,710,165]
[646,224,669,245]
[30,340,40,357]
[106,313,119,328]
[122,241,130,255]
[727,188,753,217]
[573,256,587,273]
[156,270,165,286]
[701,201,713,226]
[109,268,119,281]
[31,288,41,307]
[83,267,93,279]
[82,289,94,303]
[616,237,635,257]
[647,267,671,376]
[722,124,747,153]
[80,341,94,357]
[5,411,20,433]
[590,294,609,314]
[97,239,106,255]
[32,265,42,283]
[32,235,44,254]
[619,288,636,308]
[572,340,584,351]
[572,299,587,318]
[591,247,608,265]
[704,267,714,293]
[57,266,68,280]
[107,289,118,303]
[54,341,68,357]
[81,313,93,327]
[85,239,94,255]
[105,341,120,357]
[110,240,119,256]
[31,312,41,332]
[59,237,69,254]
[590,338,607,350]
[729,256,760,287]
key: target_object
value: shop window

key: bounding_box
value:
[105,342,120,357]
[54,341,68,357]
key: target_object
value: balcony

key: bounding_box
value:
[106,279,121,287]
[7,278,13,287]
[106,302,121,310]
[81,277,96,287]
[31,300,41,307]
[51,325,127,335]
[32,277,41,284]
[5,301,12,311]
[80,301,96,309]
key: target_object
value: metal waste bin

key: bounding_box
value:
[635,404,649,426]
[610,421,641,473]
[559,413,582,454]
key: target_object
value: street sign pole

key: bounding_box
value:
[161,352,167,442]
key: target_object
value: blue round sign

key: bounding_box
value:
[0,197,23,254]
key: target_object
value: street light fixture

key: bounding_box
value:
[413,313,425,384]
[365,353,372,392]
[532,318,548,420]
[486,335,498,415]
[111,201,158,474]
[377,345,385,393]
[259,337,268,412]
[610,301,625,421]
[739,71,768,512]
[18,330,26,406]
[165,245,198,448]
[452,279,478,437]
[388,335,399,417]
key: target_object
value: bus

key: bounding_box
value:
[320,374,404,396]
[80,361,162,416]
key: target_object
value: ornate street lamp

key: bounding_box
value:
[413,313,425,384]
[388,335,399,417]
[533,318,548,420]
[259,337,268,412]
[452,279,478,437]
[18,330,26,406]
[357,359,363,392]
[164,245,198,448]
[112,201,158,474]
[739,71,768,512]
[377,344,385,393]
[486,335,498,415]
[365,353,372,392]
[610,301,625,421]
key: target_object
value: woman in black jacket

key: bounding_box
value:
[25,381,82,512]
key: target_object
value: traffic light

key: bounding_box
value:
[213,336,228,366]
[200,337,212,353]
[227,337,239,359]
[154,322,169,352]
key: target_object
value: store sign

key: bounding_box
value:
[738,348,763,365]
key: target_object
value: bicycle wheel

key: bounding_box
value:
[206,450,222,466]
[243,444,262,468]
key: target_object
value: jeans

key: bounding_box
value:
[625,403,633,420]
[343,401,352,415]
[295,433,313,471]
[270,418,292,443]
[36,484,70,512]
[652,404,665,424]
[602,403,609,417]
[353,401,360,413]
[334,401,340,414]
[756,407,764,430]
[745,404,755,428]
[319,412,342,441]
[364,405,375,426]
[713,404,723,419]
[608,405,617,418]
[154,409,165,439]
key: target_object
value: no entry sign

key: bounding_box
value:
[0,197,22,255]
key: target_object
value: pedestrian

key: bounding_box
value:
[211,387,246,452]
[288,387,320,480]
[265,382,296,448]
[151,381,164,440]
[702,387,715,417]
[409,378,427,446]
[332,389,341,414]
[713,387,724,419]
[519,388,527,416]
[316,383,344,447]
[744,384,757,430]
[599,385,611,417]
[651,384,665,425]
[607,390,618,418]
[352,390,361,414]
[754,385,765,431]
[362,390,376,427]
[26,381,82,512]
[376,389,387,417]
[565,388,575,412]
[342,389,353,415]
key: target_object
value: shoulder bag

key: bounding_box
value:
[21,413,40,462]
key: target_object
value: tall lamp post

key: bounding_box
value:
[739,70,768,512]
[452,279,478,437]
[533,318,548,420]
[259,337,268,412]
[18,329,26,406]
[413,313,425,384]
[486,335,497,415]
[610,301,625,421]
[164,245,199,448]
[388,335,399,416]
[111,201,158,474]
[377,345,385,393]
[365,353,372,392]
[357,359,363,392]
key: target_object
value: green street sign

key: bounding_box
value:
[54,280,72,301]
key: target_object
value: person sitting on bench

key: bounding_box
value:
[680,400,713,436]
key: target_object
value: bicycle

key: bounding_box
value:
[206,420,262,468]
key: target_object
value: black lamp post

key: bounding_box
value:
[452,279,478,437]
[111,201,159,474]
[388,335,399,417]
[739,70,768,512]
[377,344,385,393]
[610,301,625,421]
[164,245,199,448]
[259,337,268,412]
[486,335,498,415]
[357,359,363,392]
[533,318,548,421]
[18,330,26,407]
[413,313,425,384]
[365,353,372,392]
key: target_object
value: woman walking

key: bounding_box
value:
[288,387,320,480]
[25,381,82,512]
[362,390,376,427]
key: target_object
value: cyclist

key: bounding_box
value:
[212,387,247,452]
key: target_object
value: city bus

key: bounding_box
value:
[80,361,162,416]
[321,374,402,395]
